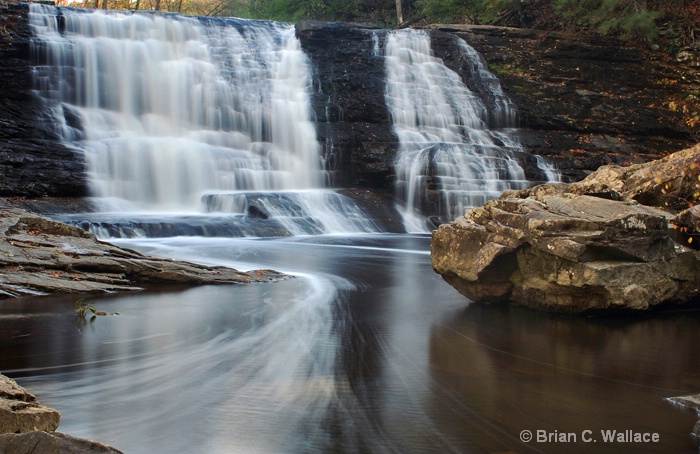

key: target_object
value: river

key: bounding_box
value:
[1,233,699,453]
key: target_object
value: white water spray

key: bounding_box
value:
[30,5,377,235]
[383,30,559,231]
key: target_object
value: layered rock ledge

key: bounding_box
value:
[0,374,123,453]
[431,144,700,313]
[0,205,289,298]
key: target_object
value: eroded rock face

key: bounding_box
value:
[0,375,60,435]
[0,206,290,298]
[431,145,700,313]
[0,431,125,454]
[0,373,124,453]
[0,2,88,198]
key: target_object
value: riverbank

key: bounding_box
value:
[0,201,290,299]
[0,201,293,452]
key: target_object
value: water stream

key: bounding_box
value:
[383,30,552,231]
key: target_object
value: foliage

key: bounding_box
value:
[415,0,525,25]
[554,0,658,40]
[52,0,700,45]
[241,0,363,22]
[74,298,119,318]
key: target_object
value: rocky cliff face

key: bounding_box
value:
[429,25,699,182]
[0,4,697,198]
[297,22,399,190]
[0,1,87,198]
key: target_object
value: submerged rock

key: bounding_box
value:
[431,144,700,313]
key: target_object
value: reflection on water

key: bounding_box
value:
[429,304,700,453]
[1,235,699,453]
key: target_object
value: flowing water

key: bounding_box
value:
[3,5,698,454]
[383,30,555,231]
[2,235,700,453]
[29,4,375,236]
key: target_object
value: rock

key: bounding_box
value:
[427,24,698,182]
[569,143,700,210]
[0,2,88,198]
[666,393,700,443]
[0,431,124,454]
[297,22,399,190]
[0,206,290,298]
[431,145,700,313]
[0,375,60,435]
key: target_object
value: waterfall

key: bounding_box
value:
[383,30,558,232]
[29,5,378,236]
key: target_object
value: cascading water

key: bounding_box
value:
[29,4,378,237]
[383,29,558,232]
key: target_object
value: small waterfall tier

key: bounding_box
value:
[29,4,378,237]
[383,29,559,232]
[57,191,378,237]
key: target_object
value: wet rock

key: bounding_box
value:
[666,393,700,444]
[297,22,399,190]
[0,206,290,298]
[0,431,124,454]
[427,24,698,182]
[0,375,60,435]
[431,145,700,313]
[0,2,88,198]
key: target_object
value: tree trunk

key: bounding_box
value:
[395,0,403,24]
[155,0,161,10]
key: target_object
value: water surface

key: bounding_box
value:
[1,234,698,453]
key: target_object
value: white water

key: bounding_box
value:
[383,30,558,231]
[30,5,377,235]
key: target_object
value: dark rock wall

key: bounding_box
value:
[0,1,87,198]
[432,25,697,182]
[297,22,398,190]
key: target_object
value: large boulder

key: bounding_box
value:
[431,144,700,313]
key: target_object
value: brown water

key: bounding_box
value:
[1,234,698,453]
